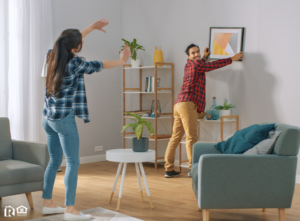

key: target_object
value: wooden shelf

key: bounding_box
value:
[178,115,239,172]
[124,91,171,94]
[124,66,171,70]
[123,62,174,169]
[124,116,171,120]
[124,136,170,141]
[199,118,236,122]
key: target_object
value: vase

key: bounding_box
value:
[210,97,219,120]
[219,109,231,117]
[132,137,149,152]
[153,46,164,66]
[150,100,161,118]
[206,110,212,120]
[131,59,140,68]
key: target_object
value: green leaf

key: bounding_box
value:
[214,105,224,110]
[132,50,137,60]
[135,124,143,139]
[132,122,139,132]
[124,112,142,122]
[145,121,154,135]
[120,123,135,134]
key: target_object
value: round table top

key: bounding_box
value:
[106,149,155,163]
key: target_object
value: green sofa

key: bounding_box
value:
[191,122,300,221]
[0,117,49,208]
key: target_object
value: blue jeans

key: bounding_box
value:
[42,111,79,206]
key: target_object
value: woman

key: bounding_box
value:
[41,19,130,221]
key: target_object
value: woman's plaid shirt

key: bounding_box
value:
[175,57,232,113]
[43,51,103,123]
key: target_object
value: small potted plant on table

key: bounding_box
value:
[121,112,154,152]
[214,102,235,117]
[121,38,145,68]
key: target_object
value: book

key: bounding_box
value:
[152,76,154,92]
[145,77,148,92]
[149,76,152,92]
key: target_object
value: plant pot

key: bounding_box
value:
[219,109,231,117]
[132,137,149,152]
[131,59,140,68]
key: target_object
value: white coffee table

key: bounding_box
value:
[106,149,155,211]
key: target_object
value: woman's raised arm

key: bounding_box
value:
[81,19,109,38]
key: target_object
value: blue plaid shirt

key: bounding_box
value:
[43,50,103,123]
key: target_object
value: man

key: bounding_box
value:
[164,44,243,178]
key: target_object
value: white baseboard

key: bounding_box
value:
[296,175,300,184]
[60,154,106,167]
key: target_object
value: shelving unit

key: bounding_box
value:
[178,115,239,171]
[122,62,174,169]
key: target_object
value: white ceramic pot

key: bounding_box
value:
[131,59,140,68]
[219,109,231,117]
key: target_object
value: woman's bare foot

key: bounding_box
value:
[65,206,80,215]
[43,199,57,208]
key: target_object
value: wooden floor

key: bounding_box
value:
[1,161,300,221]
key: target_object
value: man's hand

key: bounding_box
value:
[120,44,131,64]
[203,47,210,59]
[231,52,243,61]
[91,19,109,33]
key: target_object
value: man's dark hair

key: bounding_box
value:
[185,44,200,55]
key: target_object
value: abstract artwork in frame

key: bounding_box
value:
[208,27,244,61]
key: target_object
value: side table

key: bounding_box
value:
[106,149,155,211]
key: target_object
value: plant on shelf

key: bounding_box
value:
[120,38,145,68]
[121,112,154,152]
[214,102,235,117]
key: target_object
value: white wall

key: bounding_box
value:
[0,0,8,117]
[121,0,300,175]
[51,0,122,157]
[51,0,300,176]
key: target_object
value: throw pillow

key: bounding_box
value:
[243,131,281,155]
[215,123,275,154]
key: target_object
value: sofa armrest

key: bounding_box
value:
[12,140,49,170]
[192,142,219,164]
[197,154,298,209]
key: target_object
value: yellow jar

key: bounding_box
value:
[153,46,164,66]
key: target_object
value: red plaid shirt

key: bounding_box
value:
[175,57,232,113]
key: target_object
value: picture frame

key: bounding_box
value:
[208,27,244,61]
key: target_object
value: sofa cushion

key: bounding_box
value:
[215,124,275,154]
[0,160,44,186]
[243,131,281,155]
[0,118,13,160]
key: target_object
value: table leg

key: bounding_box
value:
[139,162,154,209]
[109,163,123,204]
[135,163,144,202]
[117,163,127,211]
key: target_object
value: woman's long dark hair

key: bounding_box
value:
[46,29,82,97]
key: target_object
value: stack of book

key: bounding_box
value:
[145,77,160,92]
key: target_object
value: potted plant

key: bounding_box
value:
[214,102,235,117]
[121,112,154,152]
[121,38,145,68]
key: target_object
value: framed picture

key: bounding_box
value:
[208,27,244,61]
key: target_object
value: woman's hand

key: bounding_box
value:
[91,19,109,33]
[102,44,131,69]
[120,44,131,64]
